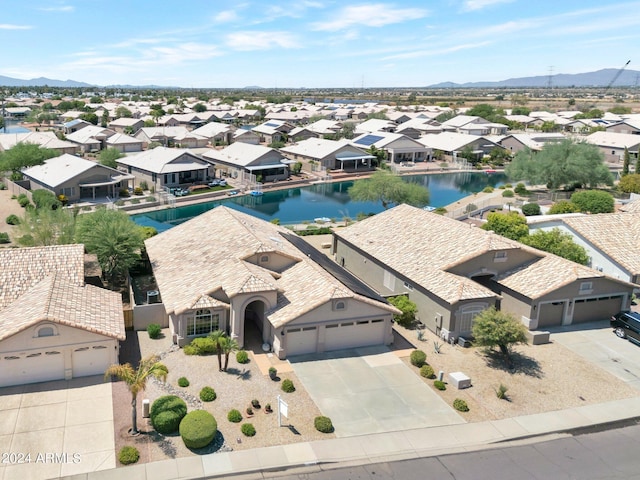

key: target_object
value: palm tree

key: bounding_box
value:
[208,330,226,371]
[221,337,240,371]
[104,355,168,435]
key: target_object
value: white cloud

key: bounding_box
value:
[213,10,239,23]
[225,31,299,51]
[0,24,32,30]
[38,5,74,12]
[461,0,514,12]
[312,3,428,31]
[382,40,492,61]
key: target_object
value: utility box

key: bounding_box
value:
[458,337,472,348]
[142,399,150,418]
[449,371,471,389]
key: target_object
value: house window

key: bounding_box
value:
[383,270,395,290]
[332,300,347,311]
[260,255,269,264]
[37,326,55,337]
[494,251,507,262]
[403,281,414,291]
[579,282,593,294]
[152,173,157,182]
[457,304,486,334]
[186,309,220,336]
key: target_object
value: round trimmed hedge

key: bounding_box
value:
[227,409,242,423]
[420,364,435,379]
[199,386,216,402]
[178,376,190,387]
[150,395,187,434]
[314,416,334,433]
[179,410,217,449]
[410,349,427,367]
[241,423,256,437]
[434,380,446,391]
[281,379,295,393]
[236,350,249,364]
[118,446,140,465]
[453,398,469,412]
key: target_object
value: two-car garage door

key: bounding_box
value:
[285,319,386,356]
[0,350,65,387]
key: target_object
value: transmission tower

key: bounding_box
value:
[546,66,554,89]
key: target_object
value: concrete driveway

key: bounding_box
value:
[549,320,640,391]
[0,376,115,480]
[289,346,465,438]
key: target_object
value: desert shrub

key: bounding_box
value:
[482,186,494,193]
[6,214,20,225]
[314,416,334,433]
[115,199,125,207]
[241,423,256,437]
[147,323,161,339]
[251,399,260,408]
[0,233,9,244]
[178,377,190,387]
[32,189,61,210]
[179,410,217,449]
[18,196,31,208]
[146,196,156,202]
[0,182,6,190]
[420,364,435,379]
[118,446,140,465]
[434,207,447,215]
[495,383,509,400]
[268,366,277,379]
[119,188,130,197]
[130,198,140,204]
[521,202,541,216]
[388,295,417,327]
[548,200,579,214]
[140,181,149,190]
[200,387,217,402]
[502,189,514,198]
[183,336,216,355]
[434,380,446,391]
[134,186,144,196]
[453,399,469,412]
[236,350,249,364]
[281,379,295,393]
[570,190,614,214]
[514,182,527,195]
[410,349,427,367]
[227,409,242,423]
[150,395,187,434]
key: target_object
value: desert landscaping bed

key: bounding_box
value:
[111,332,333,466]
[394,324,640,423]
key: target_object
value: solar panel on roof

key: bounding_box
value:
[354,134,384,146]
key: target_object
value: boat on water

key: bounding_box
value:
[249,190,263,196]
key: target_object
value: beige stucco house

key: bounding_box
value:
[280,138,376,172]
[144,206,399,358]
[202,143,290,182]
[0,245,125,387]
[333,205,635,342]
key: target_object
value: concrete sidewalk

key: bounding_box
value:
[60,396,640,480]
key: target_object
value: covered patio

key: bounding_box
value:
[79,173,134,201]
[335,153,377,171]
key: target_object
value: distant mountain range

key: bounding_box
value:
[1,68,639,89]
[428,68,640,88]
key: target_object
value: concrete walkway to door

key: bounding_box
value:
[289,346,465,437]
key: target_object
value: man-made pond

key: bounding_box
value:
[132,171,507,231]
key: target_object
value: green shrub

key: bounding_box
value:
[548,200,579,214]
[482,186,494,193]
[140,181,149,190]
[178,377,190,387]
[453,398,469,412]
[115,199,125,207]
[147,323,161,339]
[434,380,446,391]
[236,350,249,364]
[150,395,187,434]
[134,186,144,196]
[505,183,513,188]
[0,182,6,190]
[514,182,527,195]
[570,190,614,214]
[146,196,156,202]
[521,203,541,216]
[502,189,514,198]
[314,416,334,433]
[420,364,435,379]
[410,349,427,367]
[131,198,140,204]
[118,446,140,465]
[268,366,277,379]
[119,188,130,197]
[179,410,217,449]
[18,196,31,208]
[251,399,260,408]
[434,207,447,215]
[0,233,10,244]
[184,337,216,355]
[200,387,216,402]
[32,189,61,210]
[241,423,256,437]
[495,383,509,400]
[227,409,242,423]
[281,379,295,393]
[388,295,418,328]
[6,214,20,225]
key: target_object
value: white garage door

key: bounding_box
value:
[0,350,65,387]
[286,326,318,356]
[324,319,385,352]
[72,345,112,378]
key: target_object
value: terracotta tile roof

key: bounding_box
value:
[145,206,398,323]
[0,274,125,341]
[0,244,85,310]
[562,212,640,276]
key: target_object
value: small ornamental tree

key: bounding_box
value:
[388,295,417,328]
[622,147,630,176]
[481,212,529,241]
[570,190,614,214]
[618,174,640,194]
[522,228,589,265]
[548,200,580,215]
[471,307,528,369]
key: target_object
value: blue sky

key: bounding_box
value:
[1,1,638,88]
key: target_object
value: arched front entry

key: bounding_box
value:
[243,299,270,349]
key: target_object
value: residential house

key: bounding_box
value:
[354,119,396,135]
[66,125,117,153]
[441,115,508,135]
[21,154,133,202]
[63,119,92,134]
[202,143,289,182]
[0,244,125,387]
[0,131,79,155]
[252,120,295,144]
[585,131,640,163]
[500,133,567,153]
[351,132,431,163]
[606,119,640,135]
[116,147,211,191]
[191,122,236,146]
[418,132,500,161]
[233,128,261,145]
[333,204,635,340]
[134,127,209,149]
[280,138,376,172]
[144,206,399,357]
[108,117,145,134]
[104,133,144,153]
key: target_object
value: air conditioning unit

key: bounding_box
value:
[458,337,472,348]
[147,290,160,304]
